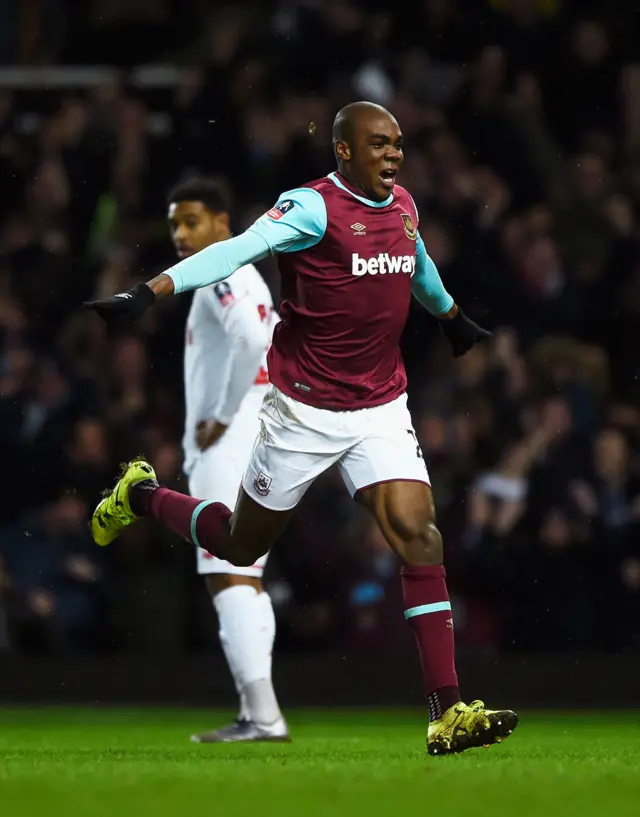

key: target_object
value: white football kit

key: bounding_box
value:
[183,263,278,576]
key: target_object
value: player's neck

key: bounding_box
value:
[331,171,393,207]
[335,171,377,203]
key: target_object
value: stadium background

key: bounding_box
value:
[0,0,639,708]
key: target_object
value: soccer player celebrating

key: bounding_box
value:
[86,102,518,756]
[169,177,288,742]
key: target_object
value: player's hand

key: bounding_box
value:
[196,420,228,451]
[83,282,156,325]
[439,307,491,357]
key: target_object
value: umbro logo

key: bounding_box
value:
[350,222,366,236]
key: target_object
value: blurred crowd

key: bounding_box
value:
[1,0,639,656]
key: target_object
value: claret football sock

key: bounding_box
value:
[130,482,230,557]
[401,564,461,721]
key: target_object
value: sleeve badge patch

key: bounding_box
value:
[214,281,235,307]
[266,200,295,220]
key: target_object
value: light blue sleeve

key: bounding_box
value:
[411,233,454,316]
[247,187,327,253]
[166,230,271,295]
[165,187,327,295]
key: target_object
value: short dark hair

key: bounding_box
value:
[167,176,230,214]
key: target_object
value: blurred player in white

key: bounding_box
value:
[168,177,288,742]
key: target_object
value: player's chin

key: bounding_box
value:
[376,172,397,196]
[176,248,195,259]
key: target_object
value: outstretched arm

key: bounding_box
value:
[84,189,327,324]
[146,231,270,298]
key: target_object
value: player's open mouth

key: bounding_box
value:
[379,169,397,189]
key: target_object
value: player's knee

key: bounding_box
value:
[223,553,253,567]
[388,508,443,566]
[223,548,255,568]
[219,542,265,568]
[413,521,443,566]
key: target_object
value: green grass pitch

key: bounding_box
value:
[1,708,639,817]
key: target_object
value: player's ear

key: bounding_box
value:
[334,140,351,162]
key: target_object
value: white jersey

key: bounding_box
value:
[183,263,278,476]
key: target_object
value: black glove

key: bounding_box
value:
[83,282,156,325]
[439,307,491,357]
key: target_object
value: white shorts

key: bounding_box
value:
[242,386,430,511]
[187,389,269,577]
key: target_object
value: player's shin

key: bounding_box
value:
[129,483,231,558]
[401,564,461,720]
[215,585,284,729]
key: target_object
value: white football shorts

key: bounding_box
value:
[187,389,268,577]
[242,385,430,511]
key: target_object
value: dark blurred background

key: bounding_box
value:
[0,0,639,687]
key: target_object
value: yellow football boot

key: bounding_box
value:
[427,699,519,756]
[91,459,157,546]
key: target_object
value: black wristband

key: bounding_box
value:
[132,282,156,307]
[443,307,464,325]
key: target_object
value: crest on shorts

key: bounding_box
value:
[400,213,418,240]
[253,470,272,497]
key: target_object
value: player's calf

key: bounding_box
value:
[129,480,235,559]
[359,480,518,752]
[358,480,461,717]
[127,480,265,566]
[195,574,289,742]
[95,460,288,567]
